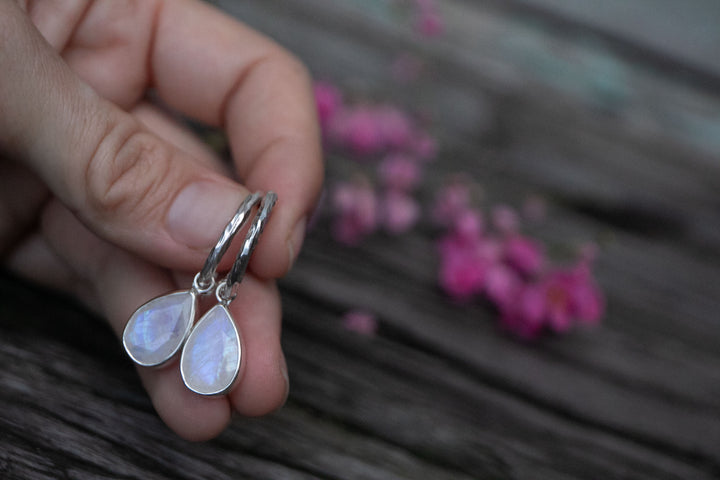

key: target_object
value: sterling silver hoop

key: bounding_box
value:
[180,192,278,396]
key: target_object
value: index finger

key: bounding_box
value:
[150,0,323,278]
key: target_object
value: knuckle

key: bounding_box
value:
[280,52,311,83]
[83,120,175,222]
[264,46,310,84]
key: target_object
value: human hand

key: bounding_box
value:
[0,0,322,440]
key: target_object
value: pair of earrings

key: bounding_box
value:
[122,192,277,396]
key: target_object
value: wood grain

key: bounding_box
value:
[2,0,720,478]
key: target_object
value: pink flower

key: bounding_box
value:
[438,225,491,264]
[504,235,545,276]
[314,82,343,130]
[381,190,420,234]
[567,262,604,324]
[378,154,422,191]
[541,263,604,332]
[331,180,378,245]
[438,252,488,301]
[414,9,444,37]
[499,283,547,340]
[491,204,520,235]
[431,177,472,227]
[453,209,484,243]
[375,106,414,150]
[342,310,378,336]
[493,260,604,339]
[331,107,384,156]
[437,225,502,302]
[570,278,604,324]
[485,264,522,309]
[542,276,575,333]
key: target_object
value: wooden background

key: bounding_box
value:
[2,0,720,478]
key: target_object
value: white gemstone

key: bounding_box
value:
[123,291,196,367]
[180,305,241,396]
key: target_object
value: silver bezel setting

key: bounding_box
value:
[122,290,197,368]
[179,304,242,396]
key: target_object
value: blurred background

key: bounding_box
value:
[2,1,720,478]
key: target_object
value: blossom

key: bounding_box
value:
[314,81,343,130]
[431,177,472,227]
[316,79,604,342]
[413,0,444,37]
[433,189,603,338]
[438,250,488,301]
[504,235,545,276]
[374,106,414,150]
[378,153,422,191]
[499,283,547,340]
[437,219,499,302]
[453,209,484,243]
[331,179,378,245]
[331,107,385,156]
[380,190,420,234]
[540,262,604,332]
[485,264,522,309]
[342,310,378,336]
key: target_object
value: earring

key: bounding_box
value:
[180,192,277,396]
[122,192,262,368]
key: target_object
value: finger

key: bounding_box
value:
[0,2,253,273]
[2,231,101,311]
[227,276,289,416]
[24,0,90,51]
[130,102,229,176]
[151,0,323,278]
[0,160,49,254]
[167,269,289,416]
[40,199,232,441]
[58,0,158,108]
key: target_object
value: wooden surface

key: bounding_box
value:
[2,1,720,478]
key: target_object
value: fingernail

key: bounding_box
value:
[167,181,245,249]
[287,217,306,273]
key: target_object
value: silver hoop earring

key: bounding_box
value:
[122,192,262,368]
[180,192,277,396]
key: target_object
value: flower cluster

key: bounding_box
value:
[313,1,603,340]
[315,80,604,340]
[433,178,604,339]
[314,82,435,245]
[410,0,444,37]
[342,310,379,336]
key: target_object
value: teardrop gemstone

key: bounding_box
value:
[123,291,196,367]
[180,305,241,396]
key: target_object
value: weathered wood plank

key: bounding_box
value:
[507,0,720,79]
[284,224,720,467]
[2,0,720,478]
[1,271,717,479]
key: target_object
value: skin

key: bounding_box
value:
[0,0,323,441]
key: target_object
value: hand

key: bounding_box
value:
[0,0,322,440]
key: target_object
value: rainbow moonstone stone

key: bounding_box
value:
[180,305,241,396]
[123,291,196,367]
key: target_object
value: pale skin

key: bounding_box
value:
[0,0,323,441]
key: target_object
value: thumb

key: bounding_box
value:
[0,2,250,271]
